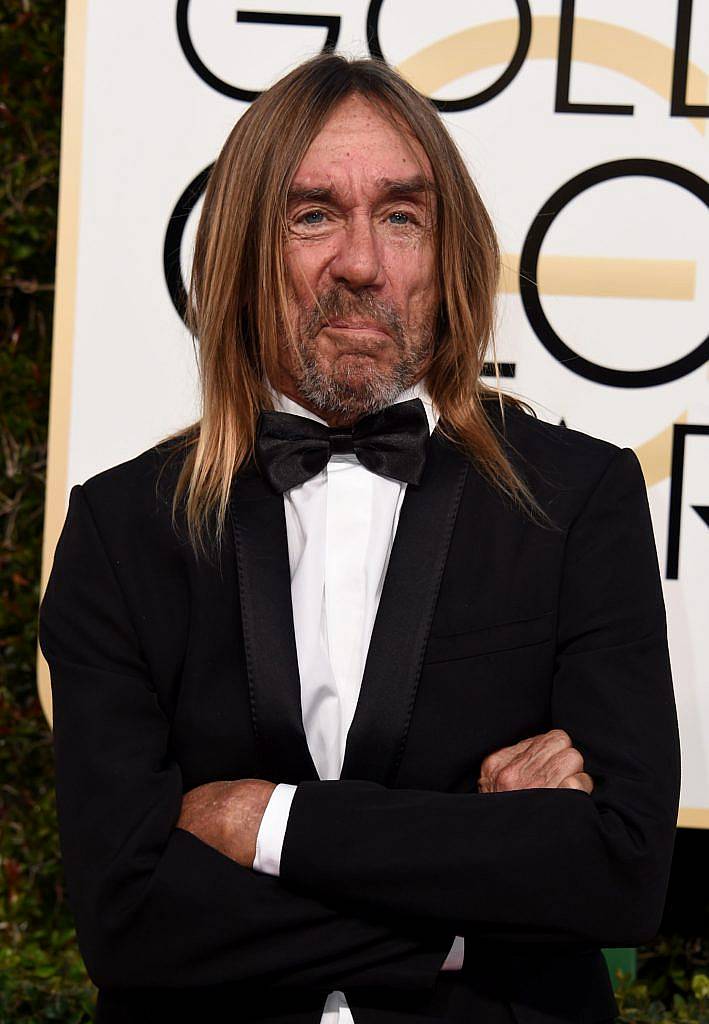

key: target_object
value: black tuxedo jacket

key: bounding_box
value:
[39,401,680,1024]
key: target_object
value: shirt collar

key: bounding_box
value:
[265,377,440,436]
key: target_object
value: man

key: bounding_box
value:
[39,54,680,1024]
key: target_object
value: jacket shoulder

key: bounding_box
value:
[483,397,631,520]
[81,435,186,497]
[77,435,192,546]
[498,400,620,468]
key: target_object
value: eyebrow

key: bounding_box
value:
[286,174,437,207]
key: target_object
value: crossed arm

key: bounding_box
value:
[175,727,595,870]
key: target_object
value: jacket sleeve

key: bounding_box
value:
[39,484,455,992]
[277,447,681,948]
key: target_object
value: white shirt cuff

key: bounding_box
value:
[252,782,298,876]
[440,935,465,971]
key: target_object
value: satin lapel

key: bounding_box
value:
[229,468,318,783]
[340,429,470,784]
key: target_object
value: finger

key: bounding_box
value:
[481,730,576,790]
[543,747,585,788]
[481,741,527,776]
[509,729,573,779]
[559,772,594,794]
[493,743,582,791]
[480,733,547,776]
[513,728,571,750]
[533,729,573,760]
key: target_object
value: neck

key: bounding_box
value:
[276,384,354,427]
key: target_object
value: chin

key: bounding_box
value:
[334,363,389,393]
[334,371,404,414]
[296,352,407,416]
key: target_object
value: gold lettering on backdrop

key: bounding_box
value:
[397,17,708,135]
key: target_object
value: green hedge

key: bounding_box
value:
[0,2,706,1021]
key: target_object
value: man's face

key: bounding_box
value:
[276,93,439,424]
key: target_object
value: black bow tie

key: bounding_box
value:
[255,398,431,493]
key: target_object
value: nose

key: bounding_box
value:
[329,213,385,290]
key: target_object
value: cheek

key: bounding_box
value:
[395,271,439,323]
[412,252,439,318]
[382,243,437,311]
[285,243,332,300]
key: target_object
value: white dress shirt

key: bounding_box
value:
[252,377,464,1023]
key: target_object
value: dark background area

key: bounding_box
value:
[0,2,707,1021]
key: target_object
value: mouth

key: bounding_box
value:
[325,320,392,339]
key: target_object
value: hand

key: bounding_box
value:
[176,779,276,868]
[477,729,593,794]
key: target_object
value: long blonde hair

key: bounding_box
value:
[160,54,553,559]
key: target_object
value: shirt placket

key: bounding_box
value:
[324,455,372,777]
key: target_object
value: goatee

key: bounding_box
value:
[284,286,436,418]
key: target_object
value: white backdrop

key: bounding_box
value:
[42,0,709,823]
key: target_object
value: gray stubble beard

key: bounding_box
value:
[284,287,437,418]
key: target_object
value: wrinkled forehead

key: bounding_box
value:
[291,93,435,199]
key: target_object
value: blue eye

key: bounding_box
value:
[388,211,411,225]
[301,210,325,225]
